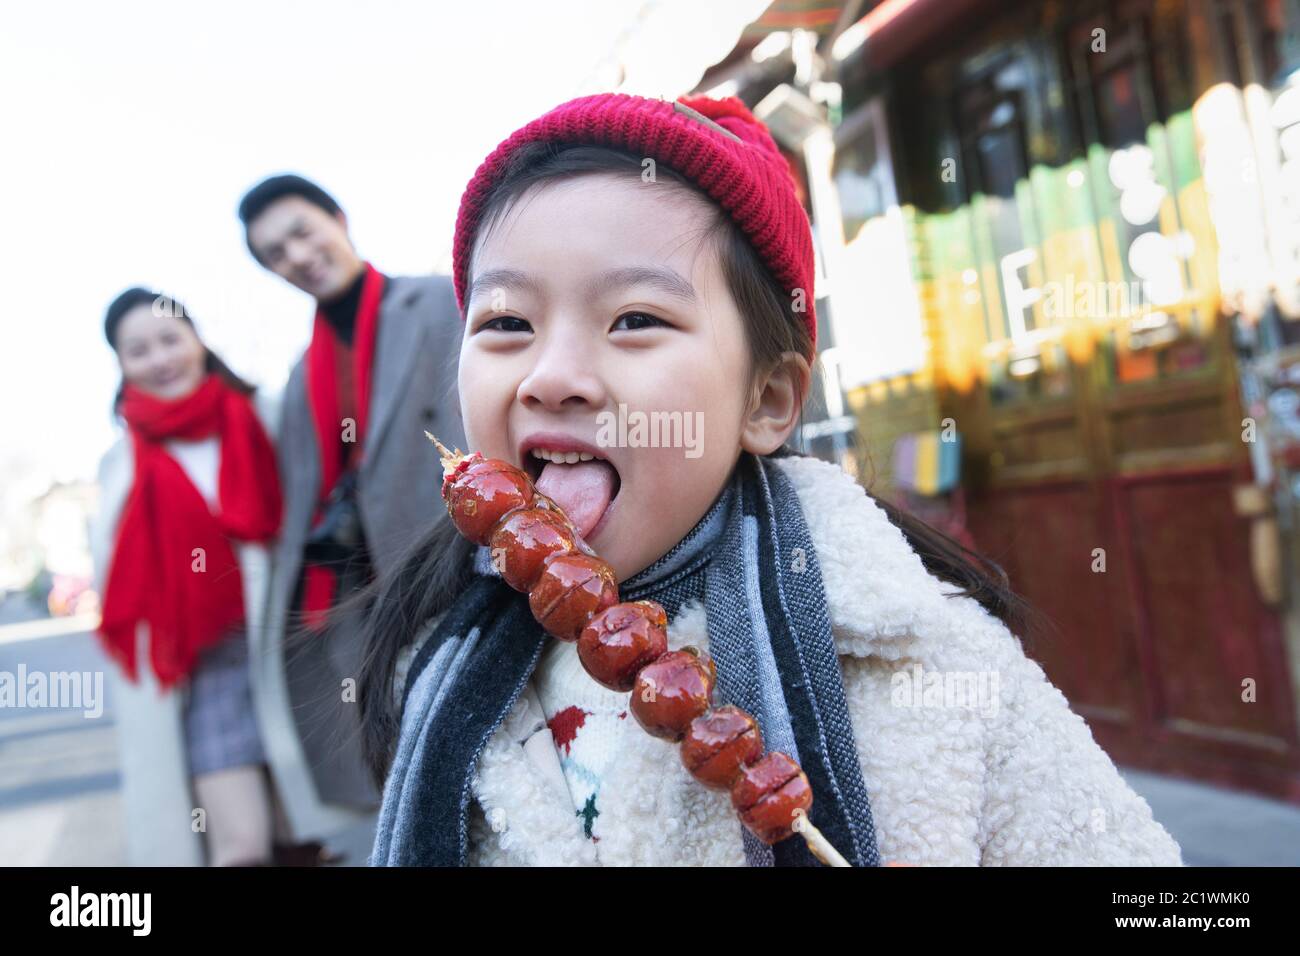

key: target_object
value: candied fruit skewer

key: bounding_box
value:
[426,433,850,863]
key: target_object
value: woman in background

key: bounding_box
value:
[90,287,288,865]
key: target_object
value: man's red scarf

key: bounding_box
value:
[301,262,385,630]
[99,373,283,687]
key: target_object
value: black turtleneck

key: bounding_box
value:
[320,267,371,344]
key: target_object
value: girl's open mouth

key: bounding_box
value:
[522,446,622,542]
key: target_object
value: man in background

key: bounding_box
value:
[239,174,465,850]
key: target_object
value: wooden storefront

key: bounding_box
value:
[827,0,1300,801]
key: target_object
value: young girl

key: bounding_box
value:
[92,289,299,866]
[361,93,1184,867]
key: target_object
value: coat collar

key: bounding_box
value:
[771,453,958,661]
[279,278,431,498]
[362,276,431,472]
[469,452,958,865]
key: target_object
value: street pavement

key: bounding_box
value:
[0,618,375,866]
[2,621,1298,867]
[1121,768,1300,867]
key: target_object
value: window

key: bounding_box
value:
[1063,0,1211,386]
[956,56,1040,342]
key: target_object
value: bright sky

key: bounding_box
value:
[0,0,766,499]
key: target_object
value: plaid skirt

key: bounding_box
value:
[183,630,266,776]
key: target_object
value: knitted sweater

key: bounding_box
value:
[532,639,634,846]
[445,454,1184,866]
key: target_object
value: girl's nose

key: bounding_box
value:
[517,327,606,412]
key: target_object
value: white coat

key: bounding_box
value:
[458,454,1185,866]
[88,388,357,865]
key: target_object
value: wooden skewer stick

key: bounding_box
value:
[794,813,851,867]
[426,431,466,472]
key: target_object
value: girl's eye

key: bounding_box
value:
[612,311,667,332]
[478,315,532,334]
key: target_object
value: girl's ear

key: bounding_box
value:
[740,350,811,455]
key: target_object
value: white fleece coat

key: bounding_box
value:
[457,454,1184,866]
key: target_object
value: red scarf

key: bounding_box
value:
[99,373,283,687]
[301,262,385,630]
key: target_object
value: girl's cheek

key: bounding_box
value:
[461,350,509,394]
[458,364,492,422]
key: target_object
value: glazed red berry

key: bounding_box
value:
[488,507,576,592]
[630,648,716,741]
[730,751,813,845]
[445,459,535,545]
[577,601,669,691]
[529,553,619,642]
[681,706,764,790]
[439,449,484,500]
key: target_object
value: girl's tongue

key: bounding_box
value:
[534,459,618,540]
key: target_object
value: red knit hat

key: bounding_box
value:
[451,92,818,355]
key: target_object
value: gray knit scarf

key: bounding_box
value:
[370,450,880,866]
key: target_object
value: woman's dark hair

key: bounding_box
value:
[104,287,256,412]
[350,143,1043,787]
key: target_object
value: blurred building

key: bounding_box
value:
[697,0,1300,803]
[0,479,98,618]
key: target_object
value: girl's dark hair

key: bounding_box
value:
[351,143,1042,787]
[104,287,256,412]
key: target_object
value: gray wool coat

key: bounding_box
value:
[262,273,467,841]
